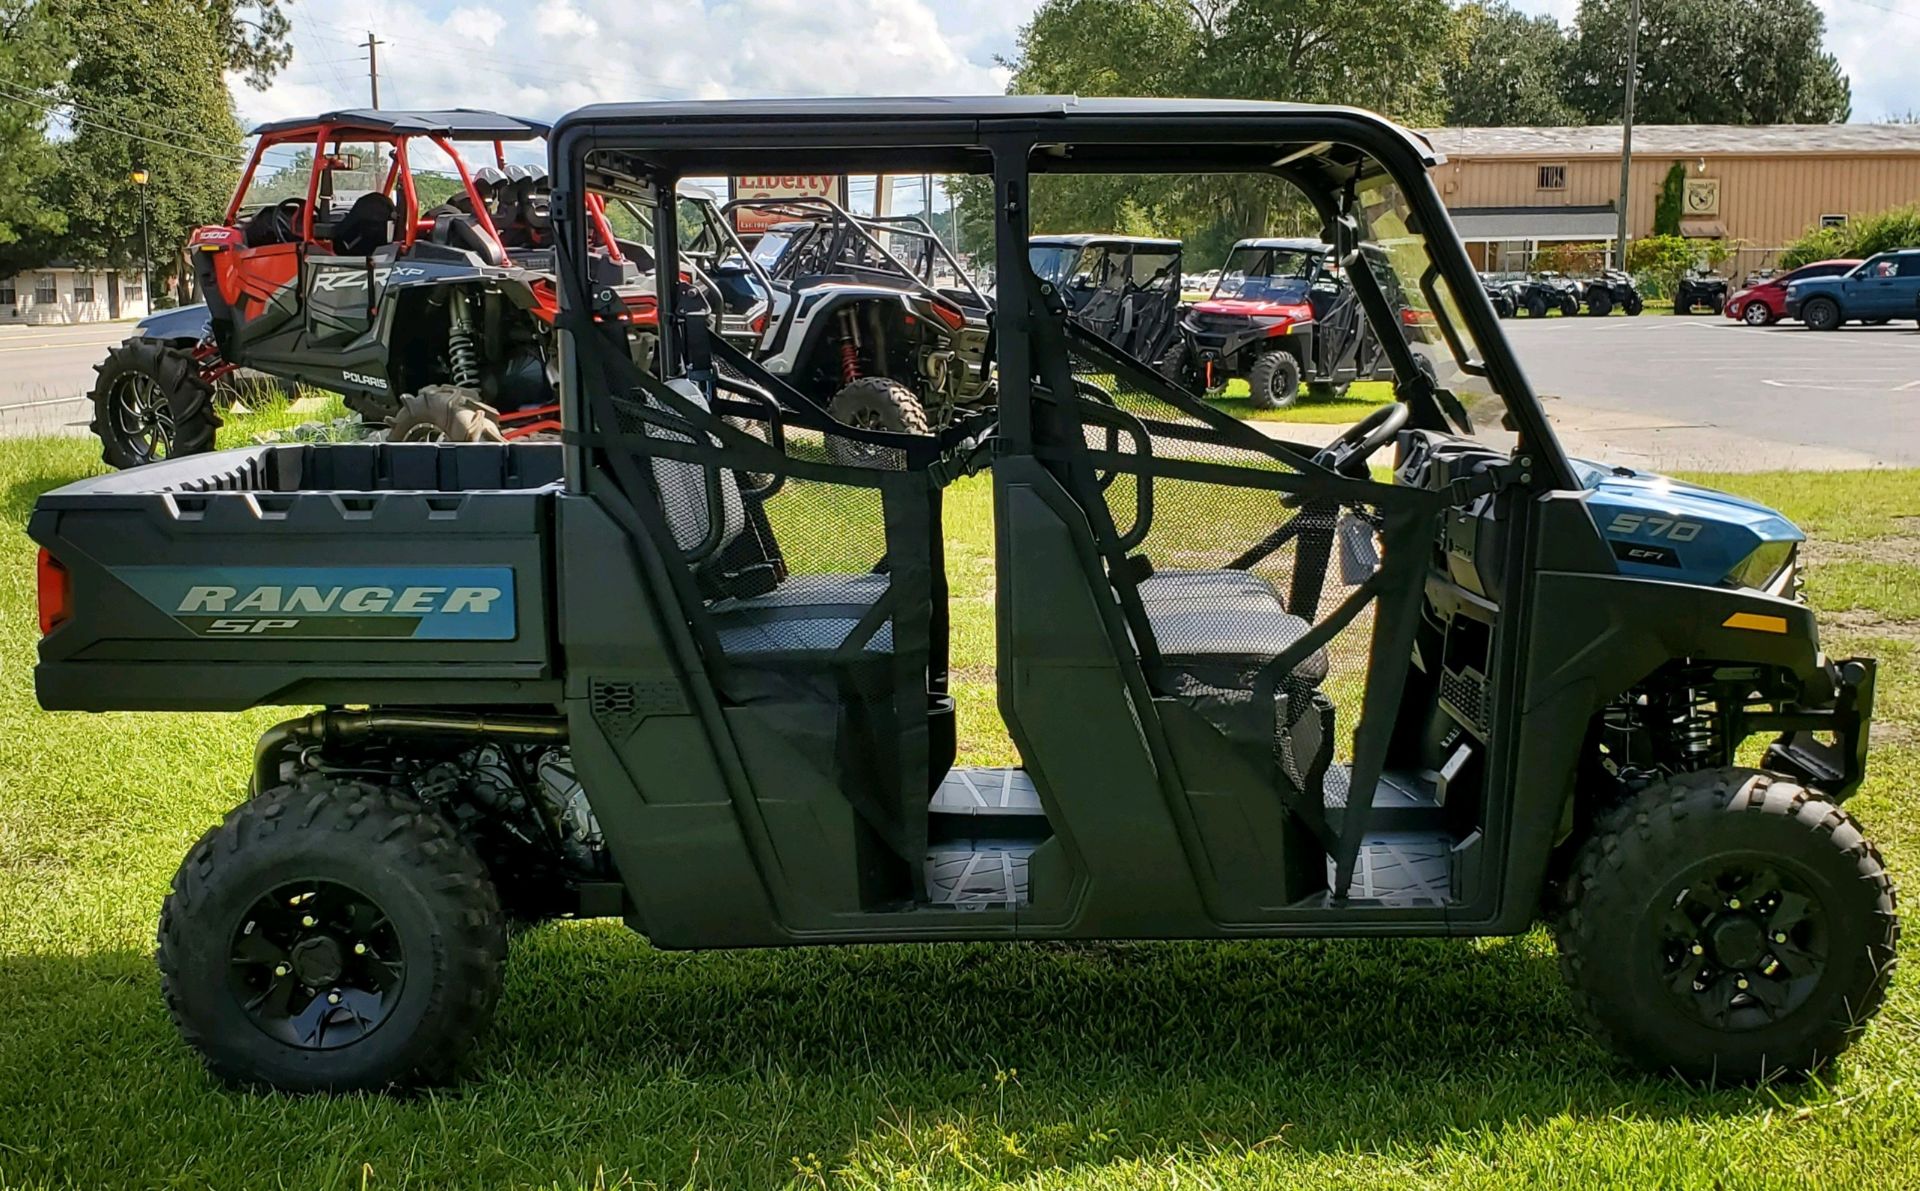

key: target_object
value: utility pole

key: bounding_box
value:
[1614,0,1641,270]
[364,32,383,108]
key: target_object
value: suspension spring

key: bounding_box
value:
[448,291,480,389]
[1670,686,1720,762]
[838,308,862,385]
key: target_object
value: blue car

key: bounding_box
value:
[1784,248,1920,329]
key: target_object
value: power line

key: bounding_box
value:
[0,81,250,166]
[0,78,250,158]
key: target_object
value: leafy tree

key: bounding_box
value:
[1652,161,1685,236]
[0,2,66,253]
[38,0,249,294]
[1443,2,1577,127]
[1565,0,1849,125]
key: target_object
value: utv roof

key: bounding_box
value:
[551,96,1442,175]
[250,109,549,140]
[1234,237,1331,252]
[1030,234,1182,251]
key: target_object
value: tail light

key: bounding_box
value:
[750,312,768,334]
[928,300,968,332]
[36,549,69,636]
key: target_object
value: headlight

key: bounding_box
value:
[1726,541,1798,593]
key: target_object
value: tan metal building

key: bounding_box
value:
[1420,124,1920,277]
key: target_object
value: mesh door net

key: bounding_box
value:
[1032,308,1439,889]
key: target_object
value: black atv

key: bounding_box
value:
[1674,271,1729,316]
[1583,270,1644,317]
[1028,234,1184,363]
[1510,273,1583,318]
[1481,273,1518,318]
[88,109,657,465]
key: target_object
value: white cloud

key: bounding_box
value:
[233,0,1911,135]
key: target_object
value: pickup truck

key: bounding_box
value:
[1785,249,1920,330]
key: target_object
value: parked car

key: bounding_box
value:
[1672,271,1727,316]
[1581,270,1643,316]
[1784,250,1920,330]
[1726,259,1860,326]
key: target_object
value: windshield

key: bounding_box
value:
[1213,246,1320,301]
[1028,244,1081,287]
[749,230,793,271]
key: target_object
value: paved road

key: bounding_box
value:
[1503,314,1920,471]
[0,321,137,438]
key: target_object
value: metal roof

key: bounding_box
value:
[250,109,549,139]
[1422,123,1920,159]
[1030,234,1182,250]
[1447,205,1620,241]
[1233,237,1330,252]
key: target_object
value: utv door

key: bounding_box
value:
[999,251,1450,932]
[1066,247,1126,341]
[302,254,384,349]
[1308,267,1367,381]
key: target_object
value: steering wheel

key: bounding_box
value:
[1310,401,1410,478]
[268,198,306,245]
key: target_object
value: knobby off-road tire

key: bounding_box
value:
[89,337,221,468]
[1625,292,1645,315]
[1554,768,1897,1083]
[1588,289,1613,317]
[157,777,508,1092]
[1157,340,1198,391]
[826,375,927,469]
[387,384,508,443]
[1526,294,1549,319]
[1560,294,1581,317]
[1246,351,1301,411]
[1802,297,1842,332]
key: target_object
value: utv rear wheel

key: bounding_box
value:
[1588,289,1613,317]
[1246,352,1301,410]
[1555,769,1897,1083]
[387,385,507,443]
[1802,297,1842,331]
[89,337,220,468]
[157,778,508,1092]
[826,376,927,468]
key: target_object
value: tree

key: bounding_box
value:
[1565,0,1849,125]
[0,2,65,256]
[1652,161,1685,236]
[1443,2,1577,127]
[38,0,251,292]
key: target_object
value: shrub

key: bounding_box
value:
[1626,234,1699,298]
[1779,204,1920,269]
[1532,240,1607,275]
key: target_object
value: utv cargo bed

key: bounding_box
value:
[32,442,563,711]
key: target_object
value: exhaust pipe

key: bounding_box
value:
[252,708,568,795]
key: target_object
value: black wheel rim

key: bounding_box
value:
[227,880,406,1050]
[110,374,175,463]
[1654,860,1828,1031]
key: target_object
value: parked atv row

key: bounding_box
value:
[1482,270,1645,318]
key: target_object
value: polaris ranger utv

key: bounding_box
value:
[1160,237,1390,409]
[88,109,655,464]
[32,97,1891,1093]
[1028,233,1184,363]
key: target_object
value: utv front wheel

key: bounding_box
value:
[826,375,928,468]
[157,779,508,1091]
[89,337,221,468]
[1246,352,1301,410]
[387,385,507,443]
[1555,769,1897,1083]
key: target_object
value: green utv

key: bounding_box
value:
[30,98,1892,1093]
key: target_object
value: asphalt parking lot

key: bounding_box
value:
[1504,314,1920,470]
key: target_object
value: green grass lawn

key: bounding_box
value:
[4,431,1920,1187]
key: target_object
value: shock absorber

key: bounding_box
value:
[447,290,480,390]
[1668,685,1722,767]
[838,308,862,385]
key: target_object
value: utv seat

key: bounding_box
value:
[645,380,890,656]
[332,193,396,257]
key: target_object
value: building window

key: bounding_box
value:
[33,274,56,304]
[1820,213,1848,228]
[0,277,14,306]
[72,273,95,304]
[1536,164,1567,191]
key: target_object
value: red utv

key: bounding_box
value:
[88,109,652,465]
[1725,259,1861,327]
[1158,237,1389,409]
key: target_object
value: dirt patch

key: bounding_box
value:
[1824,608,1920,645]
[1801,522,1920,568]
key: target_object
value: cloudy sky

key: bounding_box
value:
[232,0,1917,131]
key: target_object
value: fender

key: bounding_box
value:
[771,286,920,378]
[132,303,215,347]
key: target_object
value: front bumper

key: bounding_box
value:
[1753,657,1877,800]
